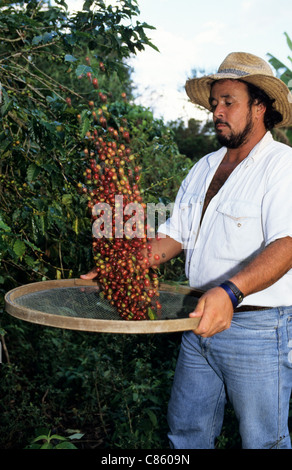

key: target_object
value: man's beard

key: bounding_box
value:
[215,111,253,149]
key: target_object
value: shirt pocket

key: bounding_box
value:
[214,199,264,262]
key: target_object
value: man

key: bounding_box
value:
[82,52,292,449]
[157,52,292,449]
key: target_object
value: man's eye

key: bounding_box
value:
[226,102,232,106]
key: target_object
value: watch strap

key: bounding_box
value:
[219,280,244,308]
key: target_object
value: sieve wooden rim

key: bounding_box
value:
[4,278,200,334]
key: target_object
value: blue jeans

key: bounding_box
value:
[167,307,292,449]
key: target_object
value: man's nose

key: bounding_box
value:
[213,104,225,119]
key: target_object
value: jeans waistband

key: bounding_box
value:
[235,305,272,312]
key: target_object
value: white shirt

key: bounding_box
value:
[158,132,292,307]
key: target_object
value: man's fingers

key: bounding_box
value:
[189,297,206,317]
[189,294,220,337]
[80,267,98,280]
[189,311,203,318]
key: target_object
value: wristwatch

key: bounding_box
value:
[219,280,244,308]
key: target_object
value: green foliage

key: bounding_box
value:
[268,32,292,84]
[169,118,220,162]
[0,0,187,291]
[0,0,193,450]
[268,32,292,144]
[26,429,84,449]
[0,317,182,449]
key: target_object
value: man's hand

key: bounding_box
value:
[188,237,292,338]
[189,287,234,337]
[80,267,98,280]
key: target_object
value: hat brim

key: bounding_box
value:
[185,73,292,128]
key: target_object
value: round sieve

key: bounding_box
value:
[4,278,201,334]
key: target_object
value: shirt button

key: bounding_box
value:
[237,223,242,227]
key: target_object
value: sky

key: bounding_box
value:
[63,0,292,123]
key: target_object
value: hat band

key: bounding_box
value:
[218,68,247,76]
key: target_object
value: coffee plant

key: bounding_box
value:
[268,32,292,144]
[0,0,191,292]
[0,0,194,450]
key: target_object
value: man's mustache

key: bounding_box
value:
[214,119,231,129]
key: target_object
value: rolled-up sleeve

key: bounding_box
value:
[157,180,187,244]
[262,154,292,246]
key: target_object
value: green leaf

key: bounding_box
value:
[55,0,68,9]
[284,32,292,52]
[0,216,11,233]
[64,54,77,62]
[40,442,53,449]
[62,194,73,205]
[75,64,92,77]
[148,395,160,404]
[68,433,84,440]
[23,239,41,252]
[13,239,26,259]
[24,255,36,267]
[146,409,158,427]
[83,0,94,11]
[38,215,45,236]
[81,116,90,138]
[32,32,58,45]
[50,434,67,441]
[0,88,12,117]
[0,326,6,335]
[27,164,41,183]
[73,217,79,235]
[32,35,43,45]
[147,307,156,320]
[55,441,78,449]
[33,434,49,443]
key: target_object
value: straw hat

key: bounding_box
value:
[185,52,292,128]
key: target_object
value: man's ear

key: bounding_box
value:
[255,100,266,118]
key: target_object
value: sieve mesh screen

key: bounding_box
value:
[15,286,198,321]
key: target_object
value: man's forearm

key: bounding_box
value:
[81,234,182,280]
[142,234,183,267]
[230,236,292,297]
[190,236,292,338]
